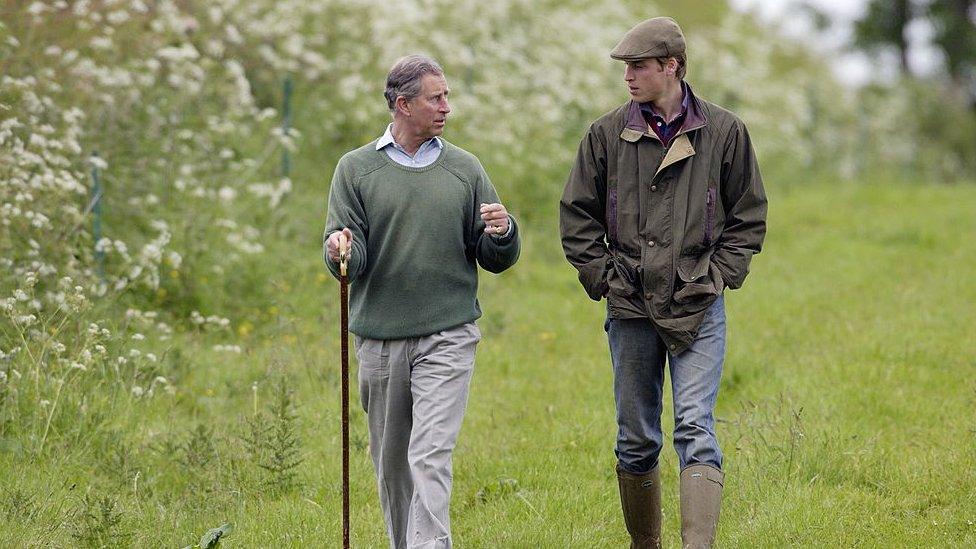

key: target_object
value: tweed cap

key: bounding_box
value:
[610,17,685,61]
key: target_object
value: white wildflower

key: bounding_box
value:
[224,24,243,45]
[90,36,114,50]
[26,2,47,16]
[213,344,242,354]
[131,386,144,398]
[14,314,36,325]
[95,237,113,253]
[156,43,200,62]
[88,155,108,170]
[106,10,130,25]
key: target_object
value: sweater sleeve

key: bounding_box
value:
[323,157,369,281]
[713,118,767,289]
[469,163,520,274]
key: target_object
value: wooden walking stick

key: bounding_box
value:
[338,233,350,548]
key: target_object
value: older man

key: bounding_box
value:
[560,17,767,548]
[323,55,520,548]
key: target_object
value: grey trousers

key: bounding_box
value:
[354,322,480,549]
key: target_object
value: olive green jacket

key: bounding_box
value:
[559,84,767,353]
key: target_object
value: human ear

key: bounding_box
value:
[396,96,411,116]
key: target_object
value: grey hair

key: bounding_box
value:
[384,54,444,112]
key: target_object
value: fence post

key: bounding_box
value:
[806,84,819,173]
[90,151,105,283]
[281,75,293,180]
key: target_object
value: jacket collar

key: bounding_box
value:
[620,81,708,144]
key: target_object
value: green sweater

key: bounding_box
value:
[324,140,520,339]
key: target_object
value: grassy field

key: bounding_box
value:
[3,0,976,546]
[1,179,974,547]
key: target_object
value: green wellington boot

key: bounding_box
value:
[679,464,724,548]
[616,465,662,549]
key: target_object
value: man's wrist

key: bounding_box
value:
[489,216,515,240]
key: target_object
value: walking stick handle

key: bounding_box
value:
[338,233,348,276]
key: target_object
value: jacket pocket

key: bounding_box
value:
[606,254,645,317]
[609,253,640,292]
[673,251,721,305]
[704,186,717,247]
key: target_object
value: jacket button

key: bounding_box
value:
[645,292,652,300]
[648,240,655,247]
[650,185,657,191]
[669,344,676,350]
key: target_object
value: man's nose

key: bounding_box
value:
[441,99,451,113]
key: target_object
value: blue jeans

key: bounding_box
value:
[606,296,726,474]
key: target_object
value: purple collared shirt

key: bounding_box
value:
[639,82,689,147]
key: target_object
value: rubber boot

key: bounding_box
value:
[679,464,724,549]
[616,464,662,549]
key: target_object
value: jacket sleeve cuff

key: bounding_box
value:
[578,256,610,301]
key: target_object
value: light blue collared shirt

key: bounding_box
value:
[376,124,443,168]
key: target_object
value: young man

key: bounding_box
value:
[323,55,520,548]
[559,17,767,548]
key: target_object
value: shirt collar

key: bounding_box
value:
[376,123,443,153]
[640,81,690,124]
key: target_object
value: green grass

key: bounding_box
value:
[2,180,975,547]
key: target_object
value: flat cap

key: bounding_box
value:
[610,17,685,61]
